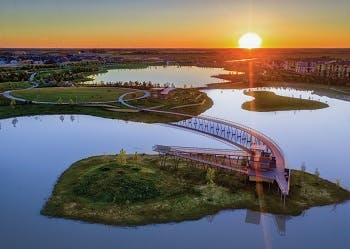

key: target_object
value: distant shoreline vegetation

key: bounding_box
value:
[41,154,350,226]
[241,90,329,112]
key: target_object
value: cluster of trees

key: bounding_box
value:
[20,64,59,70]
[79,80,175,90]
[0,70,31,83]
[68,62,99,74]
[38,63,100,84]
[117,149,141,166]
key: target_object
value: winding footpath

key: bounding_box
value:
[2,73,38,102]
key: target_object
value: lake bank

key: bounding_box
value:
[42,154,350,226]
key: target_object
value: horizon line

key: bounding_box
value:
[1,47,350,50]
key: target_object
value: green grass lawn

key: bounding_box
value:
[12,87,131,103]
[41,154,350,226]
[129,89,213,115]
[0,81,32,93]
[242,90,329,112]
[0,104,193,123]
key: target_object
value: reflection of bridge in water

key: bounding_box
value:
[153,114,290,199]
[245,210,291,236]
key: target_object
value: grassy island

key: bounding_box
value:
[242,90,329,112]
[0,88,212,123]
[42,154,350,226]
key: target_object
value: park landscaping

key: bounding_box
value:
[0,87,212,123]
[129,88,212,113]
[241,90,329,112]
[41,154,350,226]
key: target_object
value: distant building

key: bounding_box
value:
[295,60,317,74]
[152,87,175,99]
[10,60,18,64]
[328,61,350,78]
[283,58,350,79]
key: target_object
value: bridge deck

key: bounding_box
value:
[155,145,251,157]
[154,145,290,195]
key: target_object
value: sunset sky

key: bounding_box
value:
[1,0,349,48]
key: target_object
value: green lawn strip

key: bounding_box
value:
[123,91,147,100]
[0,81,32,92]
[11,87,131,103]
[41,155,350,226]
[242,90,329,112]
[129,89,213,115]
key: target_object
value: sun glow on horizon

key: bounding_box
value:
[238,33,262,49]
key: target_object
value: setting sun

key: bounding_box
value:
[238,33,262,49]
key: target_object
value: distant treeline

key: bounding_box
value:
[0,69,31,83]
[77,80,175,90]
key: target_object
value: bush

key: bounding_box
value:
[72,164,160,204]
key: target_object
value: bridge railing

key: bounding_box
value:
[197,115,286,164]
[140,106,287,169]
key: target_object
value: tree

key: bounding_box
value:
[206,167,216,187]
[314,168,320,177]
[118,149,127,165]
[10,99,16,108]
[335,178,341,187]
[133,152,141,164]
[57,97,63,105]
[301,162,306,172]
[103,154,110,164]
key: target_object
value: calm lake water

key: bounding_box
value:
[90,66,237,87]
[1,75,350,248]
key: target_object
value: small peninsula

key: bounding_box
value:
[241,90,329,112]
[0,87,212,123]
[42,154,350,226]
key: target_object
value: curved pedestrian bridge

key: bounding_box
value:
[153,115,290,196]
